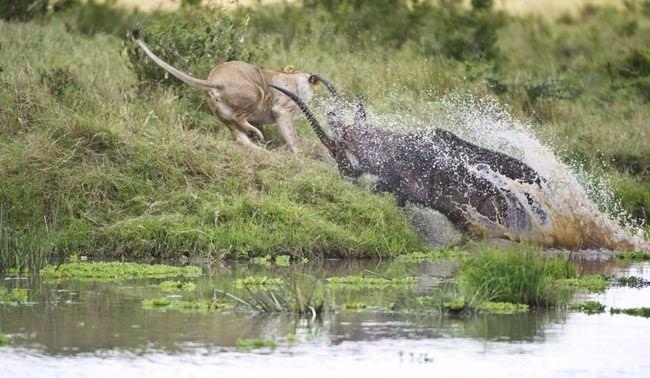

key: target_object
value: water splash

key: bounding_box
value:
[437,95,647,251]
[314,93,648,251]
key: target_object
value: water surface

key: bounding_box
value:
[1,258,649,377]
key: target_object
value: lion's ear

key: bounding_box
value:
[283,65,296,74]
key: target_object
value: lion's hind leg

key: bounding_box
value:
[206,95,264,152]
[234,118,264,142]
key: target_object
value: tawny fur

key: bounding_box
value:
[133,34,318,152]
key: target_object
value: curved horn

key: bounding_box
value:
[312,75,342,104]
[270,85,337,154]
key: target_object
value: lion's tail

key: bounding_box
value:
[132,29,217,91]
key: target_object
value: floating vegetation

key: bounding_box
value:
[250,255,272,266]
[396,249,468,263]
[0,333,9,347]
[326,276,417,288]
[416,294,529,315]
[610,307,650,317]
[41,262,201,281]
[234,276,284,289]
[235,338,277,350]
[442,296,467,312]
[0,287,28,303]
[617,252,650,261]
[159,280,197,293]
[141,298,227,313]
[476,301,529,315]
[613,276,650,288]
[341,302,369,310]
[559,275,609,293]
[250,255,292,267]
[275,255,291,267]
[570,301,606,314]
[4,267,29,277]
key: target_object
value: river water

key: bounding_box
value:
[1,258,649,377]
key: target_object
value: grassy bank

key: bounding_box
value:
[0,19,424,270]
[1,1,649,270]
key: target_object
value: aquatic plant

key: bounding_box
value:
[476,301,529,315]
[274,255,291,267]
[0,333,9,347]
[610,307,650,317]
[544,256,578,280]
[234,276,284,289]
[41,262,201,281]
[396,248,468,263]
[228,276,327,315]
[341,302,369,311]
[617,251,650,261]
[3,267,30,277]
[0,288,28,303]
[141,298,226,313]
[326,276,417,288]
[459,247,551,306]
[250,255,272,266]
[614,276,650,288]
[559,275,609,293]
[159,280,197,293]
[442,296,467,312]
[235,338,277,350]
[569,301,606,314]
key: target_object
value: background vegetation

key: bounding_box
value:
[1,0,649,271]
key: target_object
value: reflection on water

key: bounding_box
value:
[1,258,649,377]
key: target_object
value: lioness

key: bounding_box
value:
[132,29,320,152]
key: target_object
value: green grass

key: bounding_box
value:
[1,2,649,269]
[459,247,554,306]
[40,262,201,281]
[458,246,616,307]
[0,19,424,269]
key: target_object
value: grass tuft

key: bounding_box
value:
[459,247,552,306]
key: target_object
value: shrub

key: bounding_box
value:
[62,0,146,37]
[125,6,258,91]
[1,0,48,21]
[1,0,78,21]
[421,5,505,61]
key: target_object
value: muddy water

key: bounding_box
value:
[1,258,649,377]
